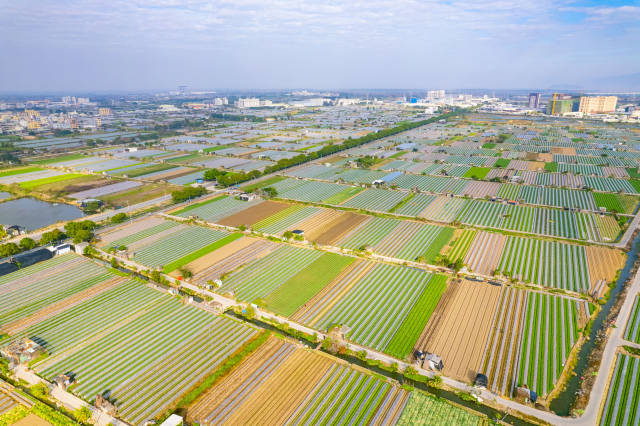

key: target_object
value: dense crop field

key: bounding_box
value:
[132,226,232,269]
[0,254,120,331]
[18,173,85,189]
[36,290,258,424]
[340,188,409,212]
[600,353,640,426]
[315,263,443,352]
[397,391,488,425]
[220,245,323,302]
[252,205,321,234]
[624,295,640,344]
[516,292,589,396]
[496,236,590,294]
[263,253,354,316]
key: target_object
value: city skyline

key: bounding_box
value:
[1,0,639,92]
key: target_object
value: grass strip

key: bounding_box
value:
[0,166,43,177]
[389,193,415,213]
[323,186,364,205]
[384,274,448,359]
[19,173,85,190]
[172,194,227,215]
[422,226,455,263]
[264,252,354,316]
[115,163,176,178]
[241,175,286,192]
[29,154,87,165]
[163,232,243,273]
[544,162,558,172]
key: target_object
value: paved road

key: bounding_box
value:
[614,211,640,249]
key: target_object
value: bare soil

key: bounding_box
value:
[218,201,290,227]
[312,212,369,245]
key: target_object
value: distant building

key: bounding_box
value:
[427,90,445,100]
[546,94,575,115]
[528,93,541,109]
[98,107,111,116]
[579,96,618,114]
[235,98,261,108]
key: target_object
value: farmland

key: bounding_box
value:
[600,353,640,426]
[624,295,640,344]
[396,391,489,425]
[188,337,409,426]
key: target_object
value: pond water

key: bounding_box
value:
[0,197,85,231]
[0,191,11,200]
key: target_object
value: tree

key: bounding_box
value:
[179,267,193,278]
[74,406,92,423]
[82,201,101,214]
[19,237,36,251]
[110,257,119,268]
[0,243,20,257]
[171,186,207,203]
[0,226,6,239]
[111,212,128,224]
[261,187,277,198]
[65,220,96,243]
[150,270,162,283]
[40,229,65,245]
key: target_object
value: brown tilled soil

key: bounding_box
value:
[312,212,369,245]
[172,236,256,277]
[147,167,198,181]
[527,161,545,171]
[1,276,126,335]
[551,147,577,155]
[217,201,290,227]
[464,232,507,276]
[221,350,333,426]
[292,209,342,239]
[188,337,287,422]
[524,152,538,161]
[415,280,501,382]
[586,246,626,292]
[63,178,111,193]
[537,153,554,162]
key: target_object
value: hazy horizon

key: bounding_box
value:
[2,0,639,92]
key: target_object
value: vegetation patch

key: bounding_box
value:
[163,232,243,273]
[323,186,364,205]
[263,253,354,316]
[544,162,558,172]
[421,226,455,264]
[19,173,85,190]
[242,175,285,192]
[0,166,43,178]
[463,167,490,180]
[385,274,448,359]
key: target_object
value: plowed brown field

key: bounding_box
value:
[312,212,369,245]
[586,246,625,293]
[97,216,166,247]
[464,232,507,276]
[173,236,256,276]
[292,209,343,239]
[415,279,501,382]
[218,201,290,227]
[220,350,333,426]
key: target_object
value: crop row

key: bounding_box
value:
[220,245,323,302]
[175,195,257,222]
[496,236,590,294]
[340,188,408,212]
[516,292,586,397]
[600,353,640,426]
[132,226,230,268]
[288,364,391,425]
[396,391,488,426]
[315,263,439,352]
[253,205,321,234]
[624,295,640,344]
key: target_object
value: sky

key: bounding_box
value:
[1,0,639,92]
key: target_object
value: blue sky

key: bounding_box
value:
[1,0,638,91]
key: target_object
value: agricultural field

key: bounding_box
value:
[339,188,409,212]
[396,391,489,426]
[188,337,408,426]
[311,262,447,355]
[416,280,501,382]
[0,254,125,333]
[624,295,640,344]
[600,353,640,426]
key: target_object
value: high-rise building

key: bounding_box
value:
[235,98,260,108]
[98,107,111,116]
[579,96,618,114]
[528,93,541,109]
[546,94,574,115]
[427,90,445,100]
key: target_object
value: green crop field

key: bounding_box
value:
[494,158,511,168]
[322,186,363,204]
[18,173,85,189]
[463,167,490,180]
[421,226,455,264]
[593,192,624,213]
[163,232,243,273]
[30,154,87,165]
[241,175,285,192]
[544,162,558,172]
[385,274,447,359]
[263,252,354,316]
[0,166,43,177]
[600,353,640,426]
